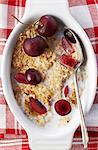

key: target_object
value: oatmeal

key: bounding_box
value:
[11,15,86,126]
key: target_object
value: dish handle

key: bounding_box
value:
[28,131,75,150]
[23,0,70,19]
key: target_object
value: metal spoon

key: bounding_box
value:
[64,28,89,148]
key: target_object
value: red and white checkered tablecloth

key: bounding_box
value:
[0,0,98,149]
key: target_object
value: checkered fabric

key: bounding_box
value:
[0,0,98,149]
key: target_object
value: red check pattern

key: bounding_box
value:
[0,0,98,149]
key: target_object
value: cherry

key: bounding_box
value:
[55,99,71,116]
[25,68,42,85]
[64,28,76,43]
[30,97,47,115]
[64,85,69,97]
[37,15,57,37]
[62,37,75,54]
[60,54,78,68]
[15,73,28,84]
[23,36,48,57]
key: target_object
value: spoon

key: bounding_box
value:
[64,28,89,148]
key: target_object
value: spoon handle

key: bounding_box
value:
[74,71,89,148]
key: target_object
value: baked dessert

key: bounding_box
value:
[11,15,86,126]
